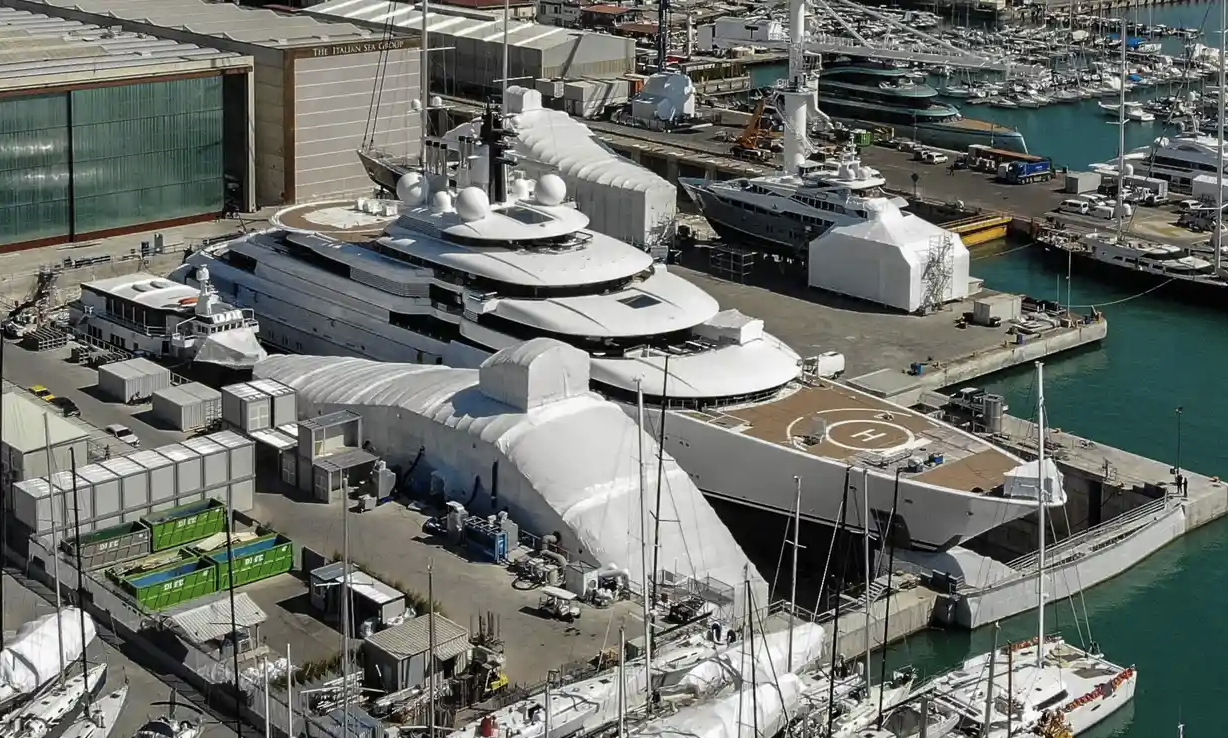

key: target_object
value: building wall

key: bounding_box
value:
[539,34,634,79]
[291,46,421,202]
[0,75,228,251]
[252,51,288,206]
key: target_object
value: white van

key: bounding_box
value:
[1058,199,1090,215]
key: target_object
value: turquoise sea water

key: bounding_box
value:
[866,4,1228,734]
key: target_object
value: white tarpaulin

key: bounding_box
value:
[255,339,769,616]
[637,674,804,738]
[194,329,268,369]
[677,623,825,696]
[0,609,96,705]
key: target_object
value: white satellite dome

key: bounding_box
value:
[455,187,491,222]
[430,190,454,214]
[507,114,522,131]
[535,173,567,206]
[856,167,872,181]
[510,178,532,201]
[430,95,443,108]
[396,172,427,205]
[1122,163,1135,177]
[411,99,423,112]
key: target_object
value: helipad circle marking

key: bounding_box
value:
[819,419,916,452]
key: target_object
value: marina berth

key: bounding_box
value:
[254,339,770,611]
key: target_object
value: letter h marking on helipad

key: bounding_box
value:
[850,429,888,444]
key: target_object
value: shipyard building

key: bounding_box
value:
[2,0,421,214]
[0,8,254,252]
[305,0,635,107]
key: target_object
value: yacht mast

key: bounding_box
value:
[420,0,430,156]
[1216,0,1225,274]
[1114,18,1126,244]
[1035,361,1048,669]
[787,476,802,673]
[779,0,810,174]
[44,414,65,681]
[861,469,871,685]
[635,379,653,712]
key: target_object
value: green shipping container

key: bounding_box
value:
[141,499,227,551]
[198,534,294,590]
[64,521,152,570]
[119,556,218,610]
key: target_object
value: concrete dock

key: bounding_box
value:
[672,262,1106,405]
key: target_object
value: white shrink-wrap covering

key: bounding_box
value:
[677,623,825,696]
[256,339,768,614]
[638,674,804,738]
[446,86,677,249]
[0,609,96,705]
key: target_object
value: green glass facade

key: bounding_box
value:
[0,76,224,249]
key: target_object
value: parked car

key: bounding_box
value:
[28,384,55,401]
[921,151,949,165]
[104,423,140,447]
[49,397,80,418]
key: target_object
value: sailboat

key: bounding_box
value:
[923,362,1137,737]
[56,685,128,738]
[2,663,107,738]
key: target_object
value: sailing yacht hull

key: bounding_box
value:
[356,149,412,194]
[57,685,128,738]
[1036,242,1228,306]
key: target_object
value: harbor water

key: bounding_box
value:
[879,243,1226,737]
[825,2,1228,731]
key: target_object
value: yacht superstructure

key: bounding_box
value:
[177,104,1049,551]
[678,153,907,255]
[1091,131,1227,194]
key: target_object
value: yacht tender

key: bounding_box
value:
[176,105,1052,552]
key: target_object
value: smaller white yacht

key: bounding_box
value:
[1091,130,1227,194]
[69,270,266,370]
[679,149,908,256]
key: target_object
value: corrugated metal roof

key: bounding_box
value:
[248,427,297,451]
[0,7,247,87]
[10,0,383,49]
[167,592,267,644]
[307,0,583,52]
[1,392,90,453]
[365,614,469,660]
[299,409,361,432]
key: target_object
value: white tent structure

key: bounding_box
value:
[443,86,676,251]
[807,201,971,313]
[255,339,767,615]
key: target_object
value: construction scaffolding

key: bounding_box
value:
[919,233,955,314]
[708,245,757,283]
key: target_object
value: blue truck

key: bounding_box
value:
[998,158,1054,185]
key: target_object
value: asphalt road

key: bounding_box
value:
[2,340,186,457]
[1,573,238,738]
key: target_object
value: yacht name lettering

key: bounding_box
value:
[313,40,407,57]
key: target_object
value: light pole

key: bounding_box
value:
[1175,406,1184,496]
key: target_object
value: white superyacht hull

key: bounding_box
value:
[182,251,1038,551]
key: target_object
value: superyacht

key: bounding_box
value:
[816,61,1027,154]
[1090,129,1226,194]
[678,151,910,256]
[176,103,1051,552]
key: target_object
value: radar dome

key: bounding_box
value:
[430,95,443,108]
[430,190,454,214]
[455,187,491,222]
[411,99,423,112]
[510,178,532,201]
[856,167,872,181]
[1122,163,1135,177]
[507,115,522,131]
[535,173,567,206]
[396,172,427,205]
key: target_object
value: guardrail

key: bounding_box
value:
[1006,495,1176,575]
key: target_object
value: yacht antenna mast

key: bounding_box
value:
[419,0,430,161]
[1035,361,1048,669]
[1216,0,1225,274]
[1114,9,1127,243]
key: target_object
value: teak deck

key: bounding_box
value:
[712,381,1019,494]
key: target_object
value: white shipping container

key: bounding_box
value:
[247,379,298,427]
[157,443,203,494]
[182,436,228,488]
[152,383,223,432]
[208,431,256,480]
[96,358,172,403]
[127,450,174,505]
[99,456,151,522]
[12,479,54,532]
[221,382,273,433]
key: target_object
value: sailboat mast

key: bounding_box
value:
[501,0,511,112]
[44,413,65,680]
[634,379,653,712]
[419,0,430,155]
[617,627,626,738]
[1115,14,1126,243]
[824,469,853,738]
[69,447,90,712]
[861,469,871,685]
[428,564,437,738]
[341,483,352,738]
[649,355,670,613]
[1216,0,1225,274]
[788,476,802,673]
[1035,361,1047,670]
